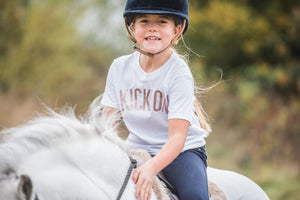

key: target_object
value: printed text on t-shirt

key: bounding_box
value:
[120,89,169,114]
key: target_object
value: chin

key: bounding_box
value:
[142,47,166,54]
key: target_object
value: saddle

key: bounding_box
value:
[156,171,179,200]
[128,149,227,200]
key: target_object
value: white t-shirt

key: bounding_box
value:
[101,51,207,155]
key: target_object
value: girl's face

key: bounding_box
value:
[131,15,182,54]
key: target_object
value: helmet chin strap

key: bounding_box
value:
[124,17,186,57]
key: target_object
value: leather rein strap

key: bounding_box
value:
[116,156,137,200]
[34,194,39,200]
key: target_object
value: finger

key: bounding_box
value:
[137,177,150,200]
[140,185,147,200]
[132,169,139,184]
[146,184,152,200]
[140,187,145,200]
[147,187,152,200]
[135,180,143,199]
[141,181,151,200]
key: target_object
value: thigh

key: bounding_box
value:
[162,147,209,200]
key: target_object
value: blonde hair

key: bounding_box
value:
[194,73,223,135]
[173,44,223,135]
[194,91,212,134]
[173,48,214,134]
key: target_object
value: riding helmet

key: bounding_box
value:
[123,0,189,34]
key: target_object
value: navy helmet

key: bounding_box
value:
[123,0,189,34]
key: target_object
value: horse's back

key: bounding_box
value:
[207,167,269,200]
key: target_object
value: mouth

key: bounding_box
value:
[145,36,161,41]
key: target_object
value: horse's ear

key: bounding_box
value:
[18,174,33,200]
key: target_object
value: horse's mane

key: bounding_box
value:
[0,96,124,173]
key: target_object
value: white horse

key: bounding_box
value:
[0,96,269,200]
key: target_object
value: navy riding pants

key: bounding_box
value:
[162,146,209,200]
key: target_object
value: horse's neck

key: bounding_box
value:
[0,111,161,200]
[0,115,101,171]
[20,135,161,200]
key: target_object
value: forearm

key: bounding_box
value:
[131,119,189,200]
[147,131,187,174]
[102,106,120,129]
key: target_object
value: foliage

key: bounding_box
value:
[0,0,300,199]
[188,0,300,96]
[187,0,300,170]
[0,0,113,105]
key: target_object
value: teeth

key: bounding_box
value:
[147,37,159,40]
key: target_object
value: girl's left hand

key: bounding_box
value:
[132,161,156,200]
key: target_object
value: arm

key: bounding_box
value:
[132,118,189,200]
[102,106,120,130]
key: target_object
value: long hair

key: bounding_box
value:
[173,42,222,135]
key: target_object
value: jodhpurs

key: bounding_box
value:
[162,146,209,200]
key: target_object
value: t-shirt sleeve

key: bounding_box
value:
[168,75,195,123]
[101,60,120,109]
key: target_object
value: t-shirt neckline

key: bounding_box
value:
[135,51,176,76]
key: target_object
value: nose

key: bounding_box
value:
[147,22,158,32]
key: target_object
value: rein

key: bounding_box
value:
[116,156,137,200]
[34,194,39,200]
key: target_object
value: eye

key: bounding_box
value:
[159,20,167,24]
[4,168,15,176]
[0,168,17,181]
[140,19,149,23]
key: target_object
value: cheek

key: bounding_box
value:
[162,31,176,40]
[133,28,144,39]
[132,24,144,34]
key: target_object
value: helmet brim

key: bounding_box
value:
[124,10,189,34]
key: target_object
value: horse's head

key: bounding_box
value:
[0,168,34,200]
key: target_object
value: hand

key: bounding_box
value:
[132,161,156,200]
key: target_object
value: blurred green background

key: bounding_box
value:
[0,0,299,199]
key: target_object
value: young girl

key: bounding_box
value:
[101,0,210,200]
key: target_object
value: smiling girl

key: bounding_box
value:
[101,1,210,200]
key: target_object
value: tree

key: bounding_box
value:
[0,0,114,102]
[187,0,300,96]
[186,0,300,168]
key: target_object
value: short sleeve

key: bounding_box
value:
[168,75,195,122]
[101,60,120,109]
